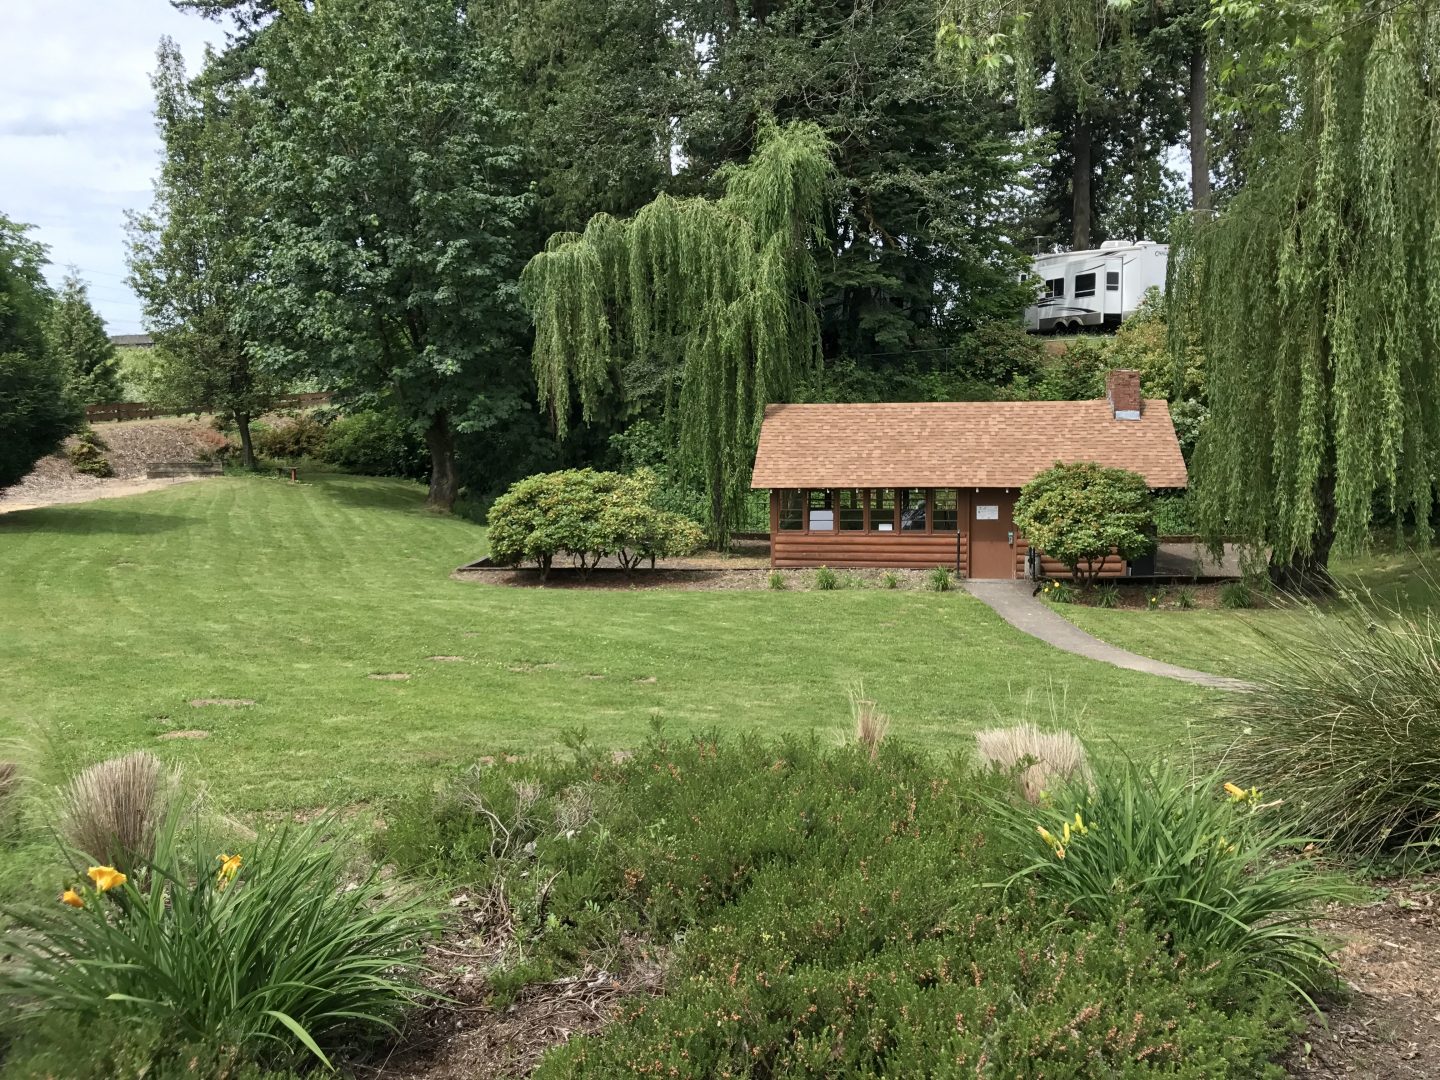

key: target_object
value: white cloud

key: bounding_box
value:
[0,0,224,332]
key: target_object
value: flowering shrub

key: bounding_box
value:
[1,816,439,1070]
[984,756,1350,996]
[1015,462,1155,587]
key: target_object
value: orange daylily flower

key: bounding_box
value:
[216,853,242,887]
[61,888,84,908]
[87,865,127,892]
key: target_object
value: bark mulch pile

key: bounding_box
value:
[0,420,219,507]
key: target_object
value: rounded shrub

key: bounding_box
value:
[320,410,427,479]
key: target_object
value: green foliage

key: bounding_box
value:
[767,570,788,591]
[46,273,121,405]
[376,736,1302,1077]
[1041,579,1078,604]
[244,0,532,508]
[1015,462,1156,587]
[1154,491,1198,535]
[250,414,328,462]
[486,468,702,575]
[1015,338,1109,401]
[522,122,837,544]
[1171,4,1440,570]
[1093,582,1120,608]
[985,757,1348,997]
[320,410,428,480]
[927,565,953,592]
[0,215,82,491]
[126,40,283,469]
[1219,582,1254,610]
[64,430,113,478]
[814,566,839,590]
[880,570,901,590]
[1221,586,1440,862]
[1177,587,1198,609]
[0,815,438,1071]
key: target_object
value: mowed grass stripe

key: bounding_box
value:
[0,474,1213,809]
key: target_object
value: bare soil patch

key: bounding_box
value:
[189,698,255,708]
[0,419,222,512]
[158,729,210,740]
[1289,875,1440,1078]
[369,673,412,681]
[428,655,465,662]
[455,564,943,592]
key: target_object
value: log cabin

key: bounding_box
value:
[750,370,1187,579]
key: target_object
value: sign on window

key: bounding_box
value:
[976,504,999,520]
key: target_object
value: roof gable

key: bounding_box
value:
[750,400,1188,490]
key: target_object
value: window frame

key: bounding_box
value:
[1074,271,1097,298]
[1105,270,1120,292]
[869,487,897,533]
[1045,277,1065,299]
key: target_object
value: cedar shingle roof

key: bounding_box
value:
[750,400,1188,490]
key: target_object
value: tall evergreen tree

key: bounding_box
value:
[0,215,82,491]
[47,272,121,405]
[1171,0,1440,577]
[243,0,533,510]
[127,38,280,469]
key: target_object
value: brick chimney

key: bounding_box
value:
[1106,369,1142,420]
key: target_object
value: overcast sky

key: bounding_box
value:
[1,1,224,334]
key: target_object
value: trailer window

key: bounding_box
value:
[1075,272,1096,298]
[1106,271,1120,291]
[900,489,928,532]
[778,489,803,531]
[837,489,865,530]
[808,489,834,531]
[1045,278,1065,298]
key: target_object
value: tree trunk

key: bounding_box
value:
[709,464,727,551]
[235,411,256,470]
[1071,118,1093,250]
[1188,43,1211,212]
[424,410,458,511]
[1273,474,1337,593]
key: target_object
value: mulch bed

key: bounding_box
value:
[0,420,218,505]
[1288,874,1440,1078]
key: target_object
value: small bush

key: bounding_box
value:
[767,570,788,591]
[1220,582,1254,609]
[985,758,1350,994]
[1040,579,1076,604]
[251,413,328,461]
[974,724,1090,804]
[321,410,427,479]
[927,566,953,592]
[1177,586,1198,609]
[0,816,438,1071]
[814,566,839,590]
[1093,583,1120,608]
[1147,590,1163,610]
[879,571,900,590]
[58,752,177,872]
[1014,462,1155,587]
[66,429,113,478]
[191,427,235,463]
[1221,588,1440,860]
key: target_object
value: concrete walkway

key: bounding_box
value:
[962,580,1253,691]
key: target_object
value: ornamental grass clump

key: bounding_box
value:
[1,815,439,1071]
[974,724,1089,804]
[985,757,1349,998]
[58,751,177,872]
[1220,586,1440,862]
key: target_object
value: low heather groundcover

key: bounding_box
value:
[378,727,1338,1077]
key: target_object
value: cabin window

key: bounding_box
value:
[933,489,959,531]
[837,489,865,530]
[808,489,834,531]
[900,489,928,532]
[1045,278,1065,298]
[1075,272,1097,298]
[778,489,803,531]
[870,488,896,532]
[1106,271,1120,292]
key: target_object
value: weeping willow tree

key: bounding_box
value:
[1171,2,1440,579]
[521,121,836,544]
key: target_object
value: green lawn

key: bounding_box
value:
[1058,552,1439,677]
[0,474,1215,811]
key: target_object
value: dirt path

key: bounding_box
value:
[0,475,209,515]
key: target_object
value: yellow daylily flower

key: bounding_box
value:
[1073,811,1088,835]
[1036,826,1057,847]
[1061,821,1072,844]
[87,866,127,892]
[216,853,242,887]
[61,888,84,909]
[1054,845,1065,860]
[1223,782,1246,801]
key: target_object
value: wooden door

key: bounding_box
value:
[969,492,1017,579]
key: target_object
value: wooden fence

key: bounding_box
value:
[85,392,332,423]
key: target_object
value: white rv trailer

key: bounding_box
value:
[1023,240,1168,333]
